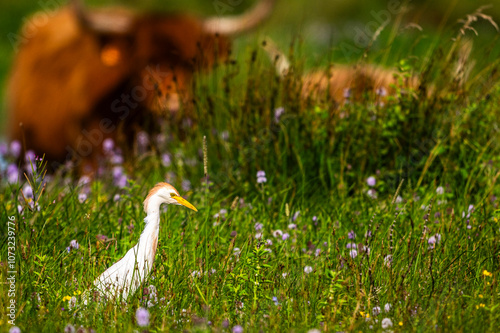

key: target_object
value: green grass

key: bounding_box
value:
[1,1,500,332]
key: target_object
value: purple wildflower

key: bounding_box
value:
[292,211,300,222]
[220,131,229,141]
[272,296,279,306]
[137,131,149,149]
[0,143,7,156]
[232,325,243,333]
[67,296,77,310]
[367,189,377,199]
[22,184,33,199]
[436,186,444,195]
[96,234,109,242]
[112,166,123,179]
[265,239,273,246]
[102,138,114,153]
[288,223,297,229]
[384,255,392,267]
[78,175,91,187]
[376,87,387,97]
[155,133,166,146]
[346,242,356,249]
[136,307,150,327]
[115,174,128,188]
[70,240,79,250]
[343,88,351,99]
[24,151,37,175]
[9,140,22,158]
[381,318,393,329]
[254,222,263,231]
[64,324,75,333]
[348,230,356,239]
[366,176,376,187]
[182,179,191,191]
[349,249,358,258]
[428,234,442,246]
[110,153,124,165]
[78,193,87,203]
[161,153,172,167]
[304,266,313,274]
[372,306,381,316]
[67,239,79,253]
[274,107,285,122]
[25,150,36,163]
[282,233,290,240]
[257,170,267,184]
[384,303,391,312]
[273,230,283,238]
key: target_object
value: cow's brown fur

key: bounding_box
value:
[301,64,419,103]
[7,5,247,172]
[262,38,420,105]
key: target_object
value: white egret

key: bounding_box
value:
[90,182,197,301]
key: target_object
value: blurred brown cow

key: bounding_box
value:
[261,37,421,105]
[7,0,275,172]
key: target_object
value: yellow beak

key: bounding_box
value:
[172,195,198,212]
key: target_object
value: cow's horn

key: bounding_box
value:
[202,0,276,35]
[72,0,135,34]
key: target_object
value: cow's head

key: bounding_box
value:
[73,0,276,114]
[6,0,276,173]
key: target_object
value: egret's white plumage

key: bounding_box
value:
[91,182,197,301]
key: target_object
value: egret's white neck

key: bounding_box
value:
[145,196,167,217]
[92,203,162,299]
[139,208,161,266]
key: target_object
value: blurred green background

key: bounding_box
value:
[1,0,499,138]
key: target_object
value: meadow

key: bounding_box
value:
[1,1,500,332]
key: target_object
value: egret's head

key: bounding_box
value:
[144,182,198,213]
